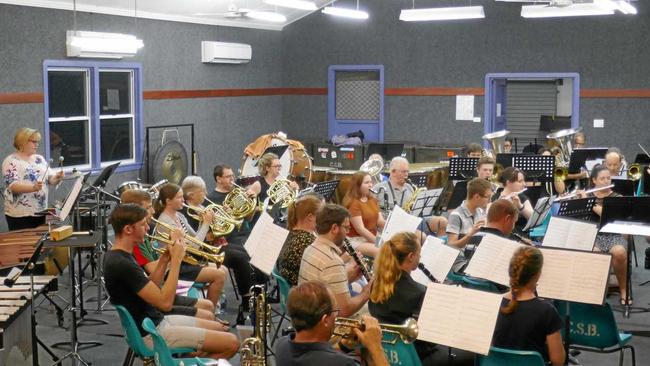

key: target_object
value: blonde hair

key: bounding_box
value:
[501,246,543,315]
[370,232,419,304]
[258,153,279,176]
[287,194,322,230]
[14,128,41,151]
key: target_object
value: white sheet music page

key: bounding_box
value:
[379,205,422,246]
[464,234,523,286]
[418,283,502,355]
[600,221,650,236]
[56,173,86,221]
[537,248,611,304]
[542,216,598,251]
[412,236,460,286]
[244,212,289,275]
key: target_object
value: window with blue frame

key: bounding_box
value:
[43,60,142,172]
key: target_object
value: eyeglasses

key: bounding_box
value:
[327,308,340,316]
[339,224,352,232]
[221,174,235,179]
[271,164,282,168]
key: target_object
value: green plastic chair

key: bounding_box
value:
[567,302,636,366]
[271,267,292,345]
[115,305,194,366]
[381,332,422,366]
[477,346,545,366]
[460,276,501,293]
[446,271,465,285]
[141,317,217,366]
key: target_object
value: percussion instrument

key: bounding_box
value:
[240,134,313,182]
[115,181,143,197]
[310,166,336,184]
[147,179,169,201]
[0,275,57,365]
[0,227,65,276]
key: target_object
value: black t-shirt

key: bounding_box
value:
[274,333,357,366]
[492,297,562,361]
[104,249,164,336]
[258,176,271,203]
[368,271,426,324]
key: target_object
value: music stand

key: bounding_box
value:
[448,157,479,180]
[600,196,650,319]
[568,148,608,174]
[554,197,597,220]
[408,173,428,188]
[512,155,555,182]
[634,153,650,165]
[310,179,339,202]
[523,196,554,233]
[410,188,443,218]
[446,181,468,211]
[496,153,517,169]
[89,162,120,188]
[611,178,635,196]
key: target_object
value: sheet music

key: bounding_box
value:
[542,216,598,251]
[410,188,443,217]
[55,173,86,222]
[464,234,523,286]
[600,221,650,236]
[537,248,611,305]
[379,206,422,246]
[244,212,289,275]
[418,283,502,355]
[412,236,460,286]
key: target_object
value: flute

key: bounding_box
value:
[554,184,614,202]
[502,187,527,200]
[342,238,372,282]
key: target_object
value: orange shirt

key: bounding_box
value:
[346,197,379,237]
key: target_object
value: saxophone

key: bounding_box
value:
[402,179,426,213]
[240,285,270,366]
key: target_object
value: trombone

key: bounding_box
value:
[151,217,222,256]
[145,233,224,266]
[333,317,419,344]
[628,163,642,181]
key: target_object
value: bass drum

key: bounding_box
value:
[240,136,312,182]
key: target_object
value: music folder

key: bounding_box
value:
[243,211,289,275]
[378,206,422,247]
[411,236,459,286]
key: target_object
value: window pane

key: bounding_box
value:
[99,71,131,115]
[48,70,87,118]
[100,118,133,162]
[49,120,90,166]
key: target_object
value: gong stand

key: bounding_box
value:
[145,124,195,184]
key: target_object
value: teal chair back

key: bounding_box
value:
[446,271,465,284]
[461,276,501,293]
[115,304,156,358]
[272,268,291,313]
[568,302,625,349]
[477,346,545,366]
[141,318,213,366]
[381,331,422,366]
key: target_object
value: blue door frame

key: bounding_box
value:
[484,72,580,139]
[328,65,384,142]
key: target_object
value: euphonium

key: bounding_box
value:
[183,202,242,236]
[628,163,642,181]
[240,285,270,366]
[223,184,258,219]
[332,317,419,344]
[145,233,224,266]
[151,217,222,256]
[482,130,511,157]
[359,156,385,185]
[267,178,296,209]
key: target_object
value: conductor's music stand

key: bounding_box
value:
[310,179,339,202]
[513,155,555,182]
[448,157,479,180]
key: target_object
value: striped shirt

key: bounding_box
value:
[298,236,349,296]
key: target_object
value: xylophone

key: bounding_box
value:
[0,226,68,275]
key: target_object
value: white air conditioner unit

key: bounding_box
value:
[66,30,143,59]
[201,41,252,64]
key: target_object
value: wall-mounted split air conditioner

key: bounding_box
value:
[201,41,252,64]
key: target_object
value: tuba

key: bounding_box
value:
[546,127,582,167]
[223,184,258,219]
[333,317,419,344]
[482,130,511,157]
[360,156,385,185]
[240,285,270,366]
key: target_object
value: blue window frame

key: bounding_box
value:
[43,60,143,173]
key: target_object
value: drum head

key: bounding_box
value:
[240,137,312,181]
[152,140,189,185]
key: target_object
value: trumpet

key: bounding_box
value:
[151,217,222,256]
[183,201,242,237]
[333,317,419,344]
[145,233,225,266]
[554,166,568,182]
[628,163,642,181]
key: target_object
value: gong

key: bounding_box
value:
[151,140,189,185]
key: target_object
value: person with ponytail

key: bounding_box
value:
[493,247,565,365]
[277,193,324,286]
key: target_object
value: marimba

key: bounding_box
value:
[0,227,67,275]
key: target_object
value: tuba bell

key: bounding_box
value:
[546,127,582,167]
[482,130,511,156]
[360,156,385,185]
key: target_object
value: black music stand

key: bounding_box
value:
[310,179,339,202]
[523,196,555,233]
[47,232,102,365]
[611,178,635,196]
[410,188,443,218]
[448,157,479,180]
[3,233,60,366]
[446,181,468,211]
[600,196,650,320]
[513,155,555,183]
[554,197,597,220]
[634,153,650,165]
[408,174,428,188]
[496,153,517,169]
[568,148,608,174]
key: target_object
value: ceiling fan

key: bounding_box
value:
[193,1,252,18]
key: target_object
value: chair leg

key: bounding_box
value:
[628,346,636,366]
[229,267,240,301]
[619,349,624,366]
[122,348,134,366]
[631,237,638,267]
[271,314,286,346]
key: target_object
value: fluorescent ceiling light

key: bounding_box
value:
[521,1,615,18]
[400,6,485,21]
[246,11,287,22]
[264,0,317,10]
[322,6,369,19]
[66,30,143,59]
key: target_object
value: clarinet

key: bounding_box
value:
[343,238,372,281]
[417,263,438,283]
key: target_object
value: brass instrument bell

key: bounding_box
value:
[628,163,642,181]
[333,317,419,344]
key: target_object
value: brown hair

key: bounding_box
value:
[110,204,148,236]
[315,204,349,235]
[287,194,322,230]
[501,246,543,314]
[589,164,610,189]
[466,177,492,200]
[465,143,482,156]
[154,183,181,217]
[498,167,523,186]
[342,171,370,207]
[487,199,518,223]
[213,164,232,181]
[120,189,151,205]
[258,153,279,176]
[13,128,41,151]
[370,232,419,304]
[287,281,334,332]
[477,156,495,170]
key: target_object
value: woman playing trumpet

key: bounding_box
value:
[492,167,533,232]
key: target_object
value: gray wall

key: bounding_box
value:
[280,0,650,156]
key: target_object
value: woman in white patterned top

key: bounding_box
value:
[3,128,64,230]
